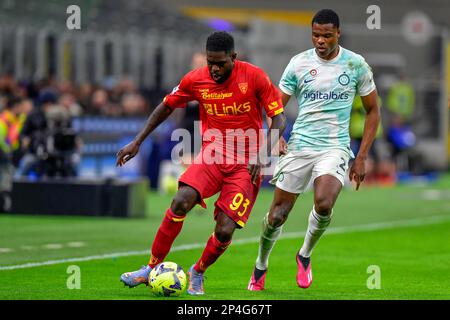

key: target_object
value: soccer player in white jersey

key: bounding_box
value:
[248,9,381,291]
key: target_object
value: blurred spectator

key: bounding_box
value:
[122,93,148,117]
[179,51,207,165]
[18,92,80,178]
[191,52,207,71]
[58,93,83,117]
[77,83,94,112]
[12,98,34,167]
[2,73,155,119]
[385,73,419,173]
[0,74,16,97]
[21,99,34,116]
[18,93,56,176]
[386,115,420,173]
[350,95,396,185]
[386,73,416,123]
[0,97,25,212]
[88,88,111,115]
[57,80,76,95]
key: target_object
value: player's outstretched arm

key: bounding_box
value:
[116,102,174,167]
[348,89,381,190]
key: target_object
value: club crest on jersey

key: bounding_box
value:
[238,83,248,94]
[310,69,317,76]
[338,73,350,86]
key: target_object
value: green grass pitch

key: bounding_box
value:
[1,176,450,300]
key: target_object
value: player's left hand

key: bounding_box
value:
[269,137,288,156]
[278,136,288,156]
[248,163,262,185]
[248,153,271,185]
[349,156,366,191]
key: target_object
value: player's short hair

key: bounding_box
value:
[312,9,340,28]
[206,31,235,54]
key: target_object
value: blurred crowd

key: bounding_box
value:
[0,72,161,211]
[0,74,152,119]
[350,73,419,186]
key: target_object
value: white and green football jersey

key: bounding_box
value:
[279,46,376,157]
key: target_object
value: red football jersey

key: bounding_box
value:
[163,60,284,163]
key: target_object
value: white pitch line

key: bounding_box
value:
[20,246,35,251]
[43,244,64,250]
[66,242,86,248]
[1,214,449,271]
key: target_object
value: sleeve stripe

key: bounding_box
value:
[279,84,294,96]
[359,85,377,97]
[270,107,284,117]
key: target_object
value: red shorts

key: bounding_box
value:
[179,160,261,229]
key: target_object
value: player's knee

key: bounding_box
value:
[268,204,290,228]
[171,188,197,215]
[214,226,234,243]
[214,212,236,243]
[314,197,333,215]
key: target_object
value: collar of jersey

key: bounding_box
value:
[313,45,343,64]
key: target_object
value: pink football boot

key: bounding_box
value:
[247,267,267,291]
[296,254,313,288]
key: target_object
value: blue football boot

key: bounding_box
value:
[120,265,152,288]
[187,265,205,295]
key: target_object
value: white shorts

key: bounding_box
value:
[270,149,351,194]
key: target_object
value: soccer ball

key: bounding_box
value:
[149,262,187,297]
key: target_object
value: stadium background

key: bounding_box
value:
[0,0,449,300]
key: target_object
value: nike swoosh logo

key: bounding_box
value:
[304,78,315,84]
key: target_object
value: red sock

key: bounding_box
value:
[194,233,231,273]
[148,208,186,268]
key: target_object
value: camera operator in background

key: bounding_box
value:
[0,97,25,212]
[19,91,82,178]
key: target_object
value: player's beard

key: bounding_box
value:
[211,69,232,84]
[315,43,338,59]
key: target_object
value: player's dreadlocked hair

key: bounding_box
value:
[206,31,235,53]
[312,9,340,28]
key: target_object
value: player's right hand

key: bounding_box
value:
[348,156,366,191]
[116,141,140,167]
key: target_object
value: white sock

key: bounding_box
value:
[255,213,283,270]
[299,207,332,258]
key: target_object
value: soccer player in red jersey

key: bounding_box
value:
[117,31,286,295]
